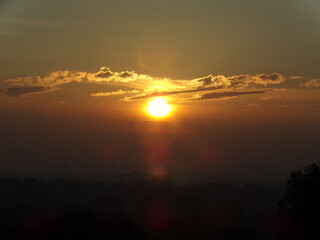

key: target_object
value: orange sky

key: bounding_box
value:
[0,0,320,183]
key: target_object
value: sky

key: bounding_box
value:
[0,0,320,183]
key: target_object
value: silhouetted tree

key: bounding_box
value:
[278,163,320,239]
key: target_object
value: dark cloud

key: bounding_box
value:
[94,67,114,79]
[255,73,285,85]
[259,73,279,81]
[228,75,250,87]
[119,71,134,78]
[197,75,214,86]
[5,86,49,97]
[192,90,267,101]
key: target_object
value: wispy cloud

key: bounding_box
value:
[1,67,287,101]
[119,73,285,101]
[5,67,152,88]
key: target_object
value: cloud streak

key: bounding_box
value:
[188,90,268,101]
[290,76,304,80]
[90,89,140,97]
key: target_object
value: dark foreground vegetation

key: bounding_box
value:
[0,163,319,240]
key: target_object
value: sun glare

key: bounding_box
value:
[146,97,172,118]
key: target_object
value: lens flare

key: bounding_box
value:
[146,97,172,118]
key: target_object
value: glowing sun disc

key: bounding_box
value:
[146,98,172,118]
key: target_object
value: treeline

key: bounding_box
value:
[0,176,285,240]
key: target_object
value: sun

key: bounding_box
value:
[146,97,172,118]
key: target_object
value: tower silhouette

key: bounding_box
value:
[112,155,117,181]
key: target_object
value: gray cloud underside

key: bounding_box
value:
[2,86,50,97]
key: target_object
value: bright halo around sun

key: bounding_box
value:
[146,97,172,118]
